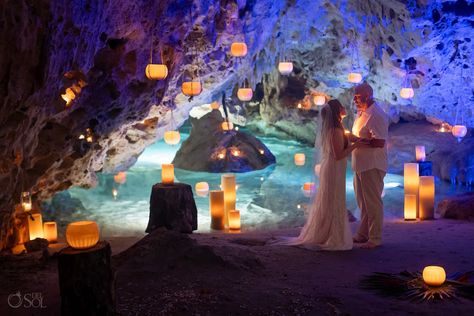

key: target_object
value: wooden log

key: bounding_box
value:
[58,241,114,315]
[146,182,198,234]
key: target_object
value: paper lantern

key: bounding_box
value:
[278,62,293,75]
[43,222,58,243]
[419,176,435,220]
[230,42,247,57]
[218,153,225,159]
[222,174,236,227]
[210,190,225,230]
[112,188,118,199]
[313,95,326,106]
[28,213,43,240]
[294,153,305,166]
[61,88,76,105]
[422,266,446,287]
[222,121,234,131]
[404,194,417,220]
[66,221,100,249]
[211,101,220,110]
[114,172,127,184]
[232,149,240,157]
[21,191,32,212]
[237,88,253,101]
[181,81,202,96]
[415,146,426,162]
[145,64,168,80]
[195,182,209,197]
[404,163,419,216]
[229,210,241,230]
[161,164,174,184]
[164,131,180,145]
[452,125,467,139]
[303,182,315,197]
[400,87,414,99]
[348,72,362,83]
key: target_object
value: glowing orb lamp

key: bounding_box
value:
[348,72,362,83]
[278,62,293,75]
[182,81,202,96]
[422,266,446,287]
[400,87,414,99]
[145,64,168,80]
[230,42,247,57]
[66,221,100,249]
[195,182,209,197]
[164,131,181,145]
[237,88,253,101]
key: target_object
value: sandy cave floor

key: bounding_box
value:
[1,218,474,315]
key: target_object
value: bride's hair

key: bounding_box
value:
[319,99,345,153]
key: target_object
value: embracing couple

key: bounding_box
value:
[280,82,389,250]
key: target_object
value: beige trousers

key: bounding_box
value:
[354,168,385,245]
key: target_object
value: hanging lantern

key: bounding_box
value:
[164,131,181,145]
[400,87,414,99]
[195,182,209,197]
[452,125,467,140]
[347,72,362,83]
[294,153,305,166]
[66,221,100,249]
[145,64,168,80]
[210,101,220,110]
[114,172,127,184]
[61,88,76,106]
[313,95,326,106]
[278,62,293,75]
[237,88,253,101]
[415,146,426,162]
[422,266,446,287]
[230,42,247,57]
[182,81,202,96]
[21,191,32,212]
[222,121,234,131]
[302,182,315,197]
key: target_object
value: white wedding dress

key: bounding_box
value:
[275,131,353,251]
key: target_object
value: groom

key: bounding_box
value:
[351,83,389,249]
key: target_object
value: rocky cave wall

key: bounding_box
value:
[0,0,473,249]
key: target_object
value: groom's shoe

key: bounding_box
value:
[353,236,368,243]
[359,241,380,249]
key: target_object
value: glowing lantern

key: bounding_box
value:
[43,222,58,243]
[210,190,225,230]
[112,188,118,199]
[297,103,302,109]
[235,126,239,131]
[294,153,305,166]
[422,266,446,287]
[404,194,417,221]
[313,95,326,106]
[404,163,419,217]
[218,153,225,159]
[161,164,174,184]
[419,176,435,220]
[164,131,181,145]
[229,210,241,230]
[211,101,220,110]
[61,88,76,106]
[232,149,240,157]
[415,146,426,162]
[278,62,293,75]
[348,72,362,83]
[145,64,168,80]
[21,191,32,212]
[400,87,414,99]
[438,123,449,133]
[114,172,127,184]
[28,213,43,240]
[195,182,209,197]
[237,88,253,101]
[259,149,265,155]
[66,221,100,249]
[452,125,467,141]
[222,174,236,227]
[181,81,202,96]
[222,121,234,131]
[303,182,315,197]
[230,42,247,57]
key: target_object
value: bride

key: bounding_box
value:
[277,99,370,250]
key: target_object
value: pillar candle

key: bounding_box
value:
[419,176,435,220]
[209,190,225,230]
[43,221,58,243]
[228,210,241,230]
[161,164,174,184]
[28,213,44,240]
[415,146,426,162]
[221,174,236,227]
[404,194,417,221]
[404,163,419,216]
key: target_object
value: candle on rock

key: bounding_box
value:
[419,176,435,220]
[404,194,417,221]
[209,190,225,230]
[161,164,174,184]
[28,213,44,240]
[43,222,58,243]
[415,146,426,162]
[221,174,236,227]
[228,210,241,230]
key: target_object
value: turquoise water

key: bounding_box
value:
[65,125,470,237]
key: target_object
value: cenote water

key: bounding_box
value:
[58,124,470,237]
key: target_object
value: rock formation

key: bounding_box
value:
[1,0,473,248]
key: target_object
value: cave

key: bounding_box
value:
[1,0,474,315]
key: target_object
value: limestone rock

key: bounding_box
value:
[173,110,276,172]
[437,193,474,220]
[24,238,49,253]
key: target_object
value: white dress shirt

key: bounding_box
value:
[351,102,389,173]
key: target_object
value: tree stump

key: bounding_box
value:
[58,241,114,316]
[146,182,198,234]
